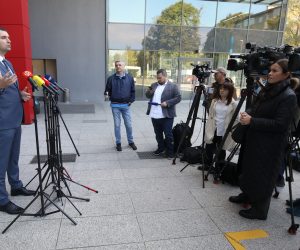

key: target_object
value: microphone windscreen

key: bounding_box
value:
[32,75,45,87]
[22,71,33,78]
[44,74,56,84]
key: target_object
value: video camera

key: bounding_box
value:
[191,63,211,83]
[226,42,300,77]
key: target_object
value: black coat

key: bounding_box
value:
[239,80,297,202]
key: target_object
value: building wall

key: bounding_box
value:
[29,0,106,103]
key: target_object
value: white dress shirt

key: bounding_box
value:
[149,82,167,119]
[215,99,229,136]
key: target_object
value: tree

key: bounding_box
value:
[143,2,201,53]
[283,0,300,46]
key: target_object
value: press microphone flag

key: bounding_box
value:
[22,71,39,90]
[44,74,66,93]
[32,75,55,95]
[40,76,60,95]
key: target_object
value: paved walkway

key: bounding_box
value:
[0,100,299,250]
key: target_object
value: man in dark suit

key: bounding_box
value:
[0,27,35,215]
[146,69,181,159]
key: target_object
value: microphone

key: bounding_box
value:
[32,75,55,95]
[44,74,66,93]
[40,76,60,95]
[148,101,161,106]
[22,71,39,90]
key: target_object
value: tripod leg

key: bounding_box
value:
[2,194,41,234]
[42,193,77,225]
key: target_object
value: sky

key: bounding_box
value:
[108,0,268,27]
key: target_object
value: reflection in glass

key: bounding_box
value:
[144,51,179,87]
[108,0,145,23]
[184,0,217,27]
[108,23,144,50]
[144,25,181,51]
[249,1,282,31]
[216,1,250,28]
[215,29,247,53]
[247,30,281,47]
[181,27,214,52]
[146,0,182,24]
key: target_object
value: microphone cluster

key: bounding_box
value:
[22,71,64,95]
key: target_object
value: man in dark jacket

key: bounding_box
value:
[105,61,137,152]
[146,69,181,158]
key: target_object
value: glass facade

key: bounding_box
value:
[107,0,287,99]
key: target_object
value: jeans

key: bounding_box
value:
[0,127,23,205]
[151,118,174,156]
[111,105,133,145]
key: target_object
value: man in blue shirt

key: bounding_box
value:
[105,61,137,151]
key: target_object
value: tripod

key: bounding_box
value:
[173,79,209,188]
[204,77,255,182]
[3,83,77,233]
[284,134,299,235]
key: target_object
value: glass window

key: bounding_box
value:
[181,27,215,53]
[216,1,250,28]
[108,0,145,23]
[108,23,144,50]
[249,0,283,31]
[215,28,247,53]
[184,0,217,27]
[144,25,181,51]
[146,0,182,25]
[144,51,179,87]
[247,30,281,47]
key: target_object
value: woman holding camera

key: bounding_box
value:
[204,81,237,169]
[229,59,297,220]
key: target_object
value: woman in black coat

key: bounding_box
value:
[229,59,297,220]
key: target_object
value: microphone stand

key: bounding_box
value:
[2,82,76,234]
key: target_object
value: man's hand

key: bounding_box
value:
[0,71,17,88]
[20,86,31,102]
[161,101,168,108]
[240,112,251,125]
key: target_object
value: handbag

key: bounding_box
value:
[231,123,249,143]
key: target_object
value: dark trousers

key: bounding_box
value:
[0,127,23,205]
[205,134,226,166]
[151,118,174,155]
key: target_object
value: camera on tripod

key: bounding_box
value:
[191,63,211,83]
[227,42,300,77]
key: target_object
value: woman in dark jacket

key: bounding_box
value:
[229,59,297,220]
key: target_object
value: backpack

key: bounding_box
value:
[220,162,239,186]
[181,146,207,164]
[172,122,192,153]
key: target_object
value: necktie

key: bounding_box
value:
[2,59,18,88]
[2,59,11,73]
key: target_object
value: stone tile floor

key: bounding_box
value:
[0,100,299,250]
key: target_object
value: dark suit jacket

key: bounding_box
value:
[145,81,181,118]
[0,59,23,130]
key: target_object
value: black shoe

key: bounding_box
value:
[116,143,122,151]
[11,187,35,196]
[286,198,300,207]
[129,142,137,150]
[197,165,209,171]
[153,149,164,156]
[0,201,25,214]
[239,208,267,220]
[229,193,249,204]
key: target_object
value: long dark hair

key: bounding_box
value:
[213,81,235,105]
[274,59,290,75]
